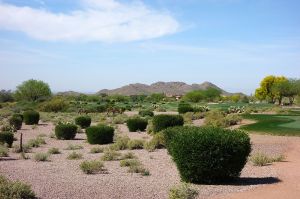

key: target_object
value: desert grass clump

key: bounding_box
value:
[120,159,140,167]
[144,132,166,152]
[110,136,130,150]
[272,154,285,162]
[128,164,150,176]
[34,152,50,162]
[126,117,148,132]
[0,175,36,199]
[65,143,83,150]
[112,114,128,124]
[90,146,104,154]
[12,144,31,153]
[121,152,136,159]
[0,145,8,157]
[80,160,105,174]
[101,149,121,161]
[67,151,83,160]
[168,183,198,199]
[250,153,271,166]
[48,147,60,154]
[26,137,46,148]
[128,139,145,150]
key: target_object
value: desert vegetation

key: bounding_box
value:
[0,76,300,199]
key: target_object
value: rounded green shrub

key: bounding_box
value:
[9,115,23,130]
[13,113,24,121]
[75,116,92,129]
[126,117,148,132]
[0,132,14,147]
[55,123,78,140]
[23,110,40,125]
[86,125,114,144]
[178,102,194,114]
[164,126,251,184]
[139,110,154,117]
[152,114,184,133]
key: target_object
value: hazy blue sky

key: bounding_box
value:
[0,0,300,94]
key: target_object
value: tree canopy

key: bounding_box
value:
[15,79,52,102]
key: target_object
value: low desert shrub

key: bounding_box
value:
[250,152,271,166]
[75,116,91,129]
[40,98,68,112]
[65,144,83,150]
[139,110,154,117]
[128,139,145,150]
[47,147,60,154]
[120,159,140,167]
[67,151,83,160]
[168,183,198,199]
[80,160,105,174]
[0,175,36,199]
[101,150,121,161]
[9,115,23,130]
[86,125,114,144]
[23,110,40,125]
[55,123,78,140]
[26,137,46,148]
[164,126,251,184]
[121,152,136,159]
[126,117,148,132]
[152,114,184,133]
[110,136,130,150]
[178,103,194,114]
[225,114,242,126]
[0,145,8,157]
[144,133,166,152]
[90,146,104,154]
[0,132,14,147]
[12,144,31,153]
[112,114,128,124]
[34,152,50,162]
[204,110,227,128]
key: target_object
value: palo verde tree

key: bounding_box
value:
[255,75,287,103]
[15,79,52,102]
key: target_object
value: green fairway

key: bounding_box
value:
[241,113,300,136]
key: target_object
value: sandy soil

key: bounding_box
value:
[0,121,296,199]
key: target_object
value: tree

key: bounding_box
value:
[183,90,205,103]
[0,90,14,102]
[15,79,51,102]
[203,88,222,102]
[255,75,287,103]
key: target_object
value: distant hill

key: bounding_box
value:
[55,91,83,96]
[97,81,244,96]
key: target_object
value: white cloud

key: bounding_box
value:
[0,0,179,42]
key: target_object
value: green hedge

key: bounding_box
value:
[75,116,92,129]
[55,123,78,140]
[0,132,14,147]
[126,118,148,132]
[9,115,23,130]
[164,126,251,184]
[23,110,40,125]
[86,125,114,144]
[152,114,184,133]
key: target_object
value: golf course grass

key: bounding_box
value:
[241,113,300,136]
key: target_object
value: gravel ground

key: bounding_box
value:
[0,121,292,199]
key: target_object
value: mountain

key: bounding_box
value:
[97,81,243,96]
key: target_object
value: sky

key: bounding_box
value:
[0,0,300,95]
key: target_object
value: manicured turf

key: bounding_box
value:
[241,114,300,136]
